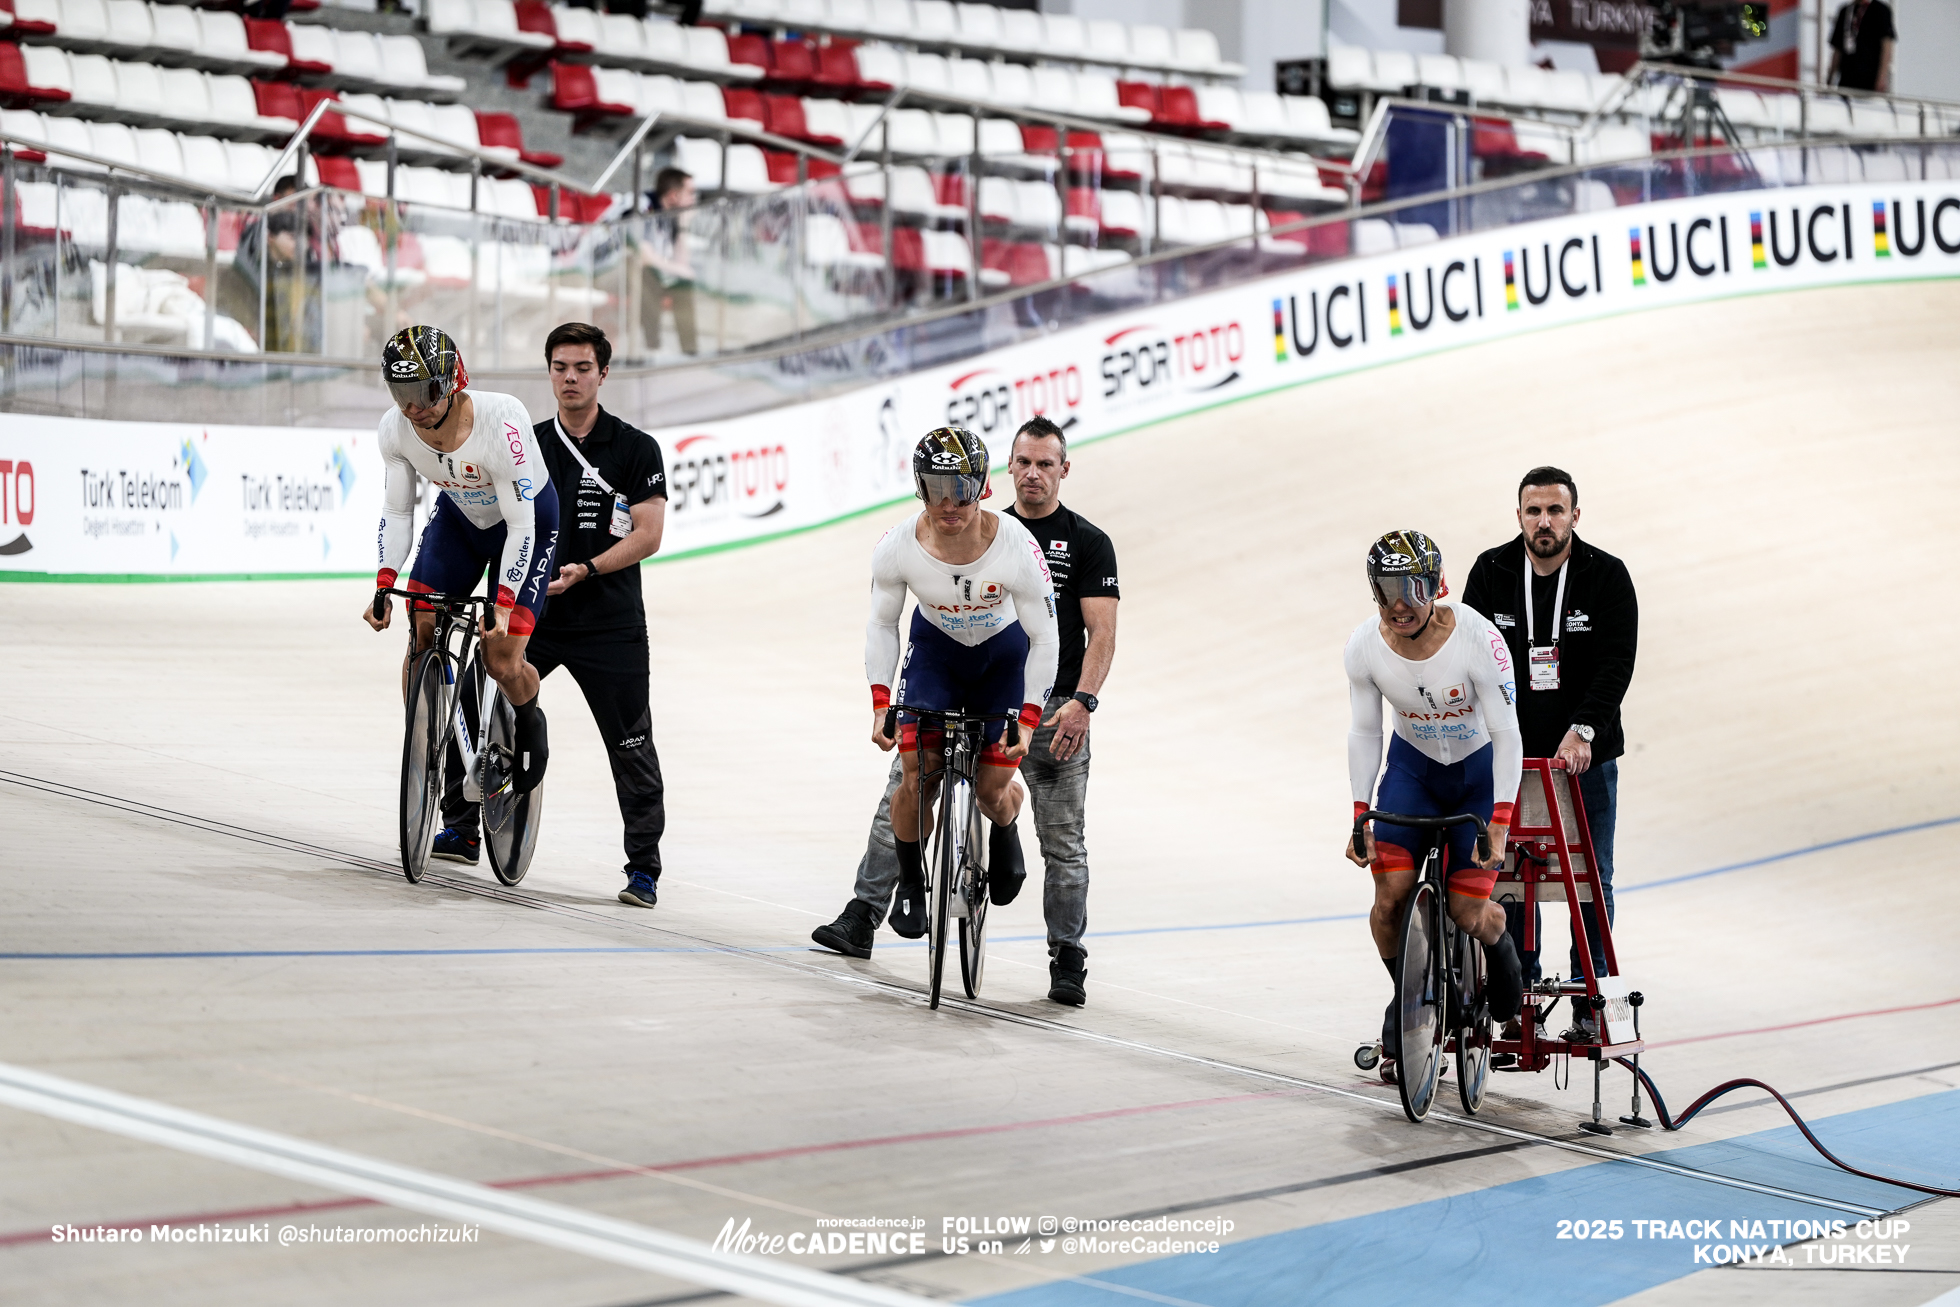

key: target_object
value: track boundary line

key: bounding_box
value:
[0,769,1902,1218]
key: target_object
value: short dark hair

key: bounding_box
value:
[1518,465,1577,507]
[655,168,692,203]
[545,322,611,371]
[1013,415,1067,459]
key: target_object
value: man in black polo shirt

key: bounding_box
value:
[430,322,670,909]
[812,415,1119,1006]
[1828,0,1896,93]
[1461,466,1636,1018]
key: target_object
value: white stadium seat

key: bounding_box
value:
[1085,19,1127,62]
[1460,58,1505,103]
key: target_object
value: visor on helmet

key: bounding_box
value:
[917,471,988,506]
[1369,572,1439,609]
[388,376,449,411]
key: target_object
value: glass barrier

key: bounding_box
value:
[1,134,1956,429]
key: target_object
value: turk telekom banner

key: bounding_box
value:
[6,178,1958,577]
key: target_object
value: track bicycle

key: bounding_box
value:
[374,582,544,888]
[1350,809,1495,1123]
[884,703,1022,1010]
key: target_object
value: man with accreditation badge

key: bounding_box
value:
[1461,466,1637,1034]
[431,323,673,910]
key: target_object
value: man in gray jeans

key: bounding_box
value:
[812,416,1119,1005]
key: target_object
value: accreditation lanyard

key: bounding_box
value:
[1524,559,1568,692]
[554,419,632,538]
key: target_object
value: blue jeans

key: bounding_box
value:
[1502,759,1617,982]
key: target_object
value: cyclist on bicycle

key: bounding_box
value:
[866,427,1060,938]
[362,325,559,792]
[1345,531,1525,1062]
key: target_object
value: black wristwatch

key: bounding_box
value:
[583,558,602,578]
[1072,691,1098,713]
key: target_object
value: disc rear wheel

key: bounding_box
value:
[482,691,543,887]
[398,652,447,884]
[1455,931,1492,1114]
[1394,881,1445,1122]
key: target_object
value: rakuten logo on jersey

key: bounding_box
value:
[943,365,1083,437]
[1099,322,1244,407]
[670,435,789,520]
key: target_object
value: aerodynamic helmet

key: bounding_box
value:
[382,325,468,410]
[1366,530,1447,608]
[912,426,993,505]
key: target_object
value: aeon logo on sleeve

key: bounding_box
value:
[670,435,789,519]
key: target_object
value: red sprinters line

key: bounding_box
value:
[0,1089,1299,1247]
[1645,995,1960,1050]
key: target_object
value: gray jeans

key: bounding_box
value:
[852,695,1092,955]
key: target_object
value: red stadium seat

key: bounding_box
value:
[1065,186,1099,224]
[982,238,1050,287]
[1116,80,1161,119]
[771,38,816,84]
[1158,85,1226,131]
[551,61,632,129]
[252,79,303,122]
[513,1,558,44]
[475,111,563,169]
[763,93,806,138]
[726,32,770,71]
[721,86,765,127]
[931,171,965,208]
[0,42,69,106]
[1017,125,1101,156]
[761,149,837,183]
[0,3,55,36]
[314,155,361,191]
[890,225,925,272]
[243,19,300,69]
[530,185,611,221]
[297,87,385,145]
[811,42,860,90]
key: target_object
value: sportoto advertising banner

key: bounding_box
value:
[652,177,1960,557]
[0,417,383,579]
[7,178,1958,576]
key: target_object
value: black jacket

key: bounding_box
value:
[1461,533,1637,762]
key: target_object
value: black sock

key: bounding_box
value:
[895,837,922,884]
[513,695,540,728]
[1381,954,1398,978]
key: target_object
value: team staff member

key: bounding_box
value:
[1461,466,1636,1018]
[812,416,1118,1007]
[433,323,671,909]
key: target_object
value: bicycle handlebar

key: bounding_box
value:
[884,702,1023,751]
[372,586,495,618]
[1352,809,1492,863]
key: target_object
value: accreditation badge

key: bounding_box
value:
[609,494,632,538]
[1529,645,1560,691]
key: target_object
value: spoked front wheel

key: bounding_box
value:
[398,651,448,884]
[1454,931,1492,1114]
[926,776,965,1010]
[958,809,990,999]
[481,690,543,887]
[1394,881,1445,1122]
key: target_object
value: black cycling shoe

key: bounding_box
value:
[888,875,928,939]
[1048,945,1087,1006]
[811,899,875,958]
[512,703,548,794]
[431,825,479,865]
[1381,999,1397,1051]
[988,820,1026,906]
[1487,932,1524,1024]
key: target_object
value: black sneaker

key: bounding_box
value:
[618,871,657,909]
[1048,945,1087,1006]
[988,820,1026,906]
[889,874,928,939]
[431,826,479,865]
[811,899,876,959]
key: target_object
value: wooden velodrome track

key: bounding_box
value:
[3,278,1958,1307]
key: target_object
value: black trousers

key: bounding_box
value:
[444,626,666,879]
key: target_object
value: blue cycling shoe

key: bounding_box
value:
[431,826,480,865]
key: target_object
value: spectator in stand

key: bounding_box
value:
[223,175,329,353]
[1828,0,1896,94]
[640,168,699,357]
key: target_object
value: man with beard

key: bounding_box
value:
[1461,467,1637,1037]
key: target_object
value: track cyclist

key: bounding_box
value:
[362,325,559,793]
[864,427,1060,938]
[1345,531,1525,1074]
